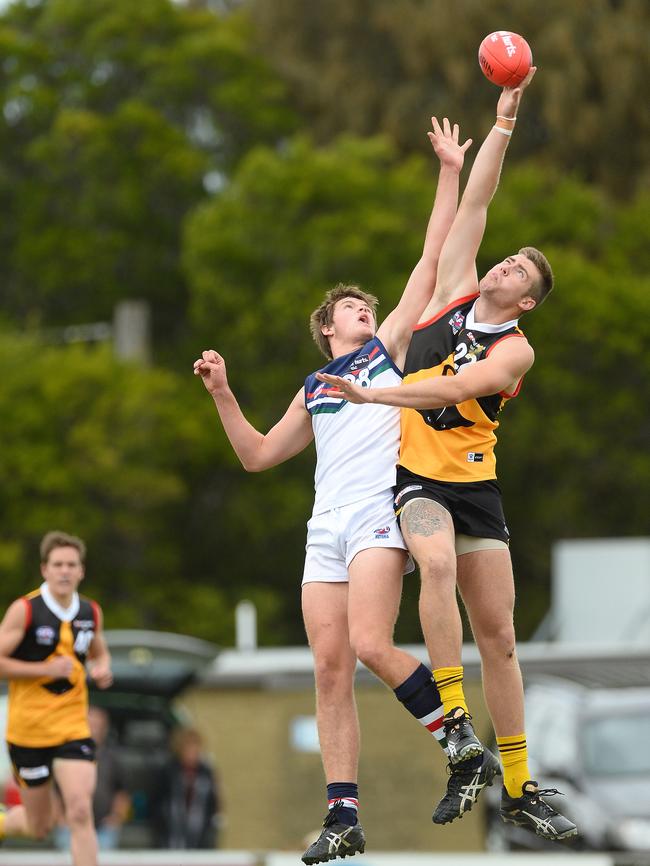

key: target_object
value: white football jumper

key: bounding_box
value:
[304,336,402,516]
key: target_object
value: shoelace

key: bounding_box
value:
[444,710,473,730]
[523,787,564,815]
[443,760,483,790]
[445,760,478,776]
[323,799,344,827]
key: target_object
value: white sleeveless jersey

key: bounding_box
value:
[304,337,402,515]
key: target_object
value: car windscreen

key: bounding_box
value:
[583,712,650,775]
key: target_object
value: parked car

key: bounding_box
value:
[484,675,650,852]
[0,629,218,849]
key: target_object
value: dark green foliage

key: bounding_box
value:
[252,0,650,197]
[0,0,647,644]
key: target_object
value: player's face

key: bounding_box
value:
[41,545,85,599]
[329,297,376,342]
[480,254,539,310]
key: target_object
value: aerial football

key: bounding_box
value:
[478,31,532,87]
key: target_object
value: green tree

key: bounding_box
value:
[0,0,295,348]
[0,334,233,643]
[252,0,650,196]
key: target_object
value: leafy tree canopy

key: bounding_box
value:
[0,0,295,348]
[252,0,650,197]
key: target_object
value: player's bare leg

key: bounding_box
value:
[301,582,364,864]
[401,500,482,762]
[3,784,54,839]
[400,500,460,669]
[347,546,420,687]
[458,548,577,839]
[302,582,359,783]
[54,759,98,866]
[456,549,523,735]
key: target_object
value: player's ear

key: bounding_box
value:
[519,295,536,313]
[321,323,334,337]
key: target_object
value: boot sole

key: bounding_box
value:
[432,759,502,825]
[501,815,579,841]
[302,843,366,863]
[449,742,484,765]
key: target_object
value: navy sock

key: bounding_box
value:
[326,782,358,826]
[394,663,448,754]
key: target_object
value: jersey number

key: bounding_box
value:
[422,344,475,431]
[342,369,370,388]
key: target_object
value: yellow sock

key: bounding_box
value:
[433,666,468,716]
[0,809,6,840]
[497,733,531,797]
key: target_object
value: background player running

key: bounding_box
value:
[0,531,113,866]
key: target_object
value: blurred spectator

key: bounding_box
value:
[55,705,131,851]
[151,726,221,849]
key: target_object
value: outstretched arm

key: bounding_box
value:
[316,337,534,409]
[194,350,314,472]
[430,68,537,311]
[377,118,471,365]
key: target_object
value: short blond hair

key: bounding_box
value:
[519,246,554,306]
[40,531,86,564]
[309,283,379,360]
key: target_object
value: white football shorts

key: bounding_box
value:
[302,490,415,585]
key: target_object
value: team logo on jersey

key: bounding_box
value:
[374,526,391,539]
[73,619,94,630]
[449,311,465,335]
[350,354,369,369]
[466,342,486,362]
[35,625,56,645]
[73,629,95,655]
[457,334,486,365]
[466,452,484,462]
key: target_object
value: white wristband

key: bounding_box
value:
[496,115,517,121]
[493,125,512,137]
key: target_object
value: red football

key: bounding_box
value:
[478,31,532,87]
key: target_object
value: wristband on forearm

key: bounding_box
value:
[494,114,516,137]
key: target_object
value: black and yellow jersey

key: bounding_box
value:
[7,584,100,748]
[399,293,526,483]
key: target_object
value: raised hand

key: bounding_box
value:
[193,349,229,396]
[497,66,536,119]
[428,116,472,174]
